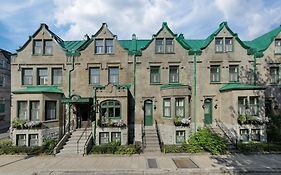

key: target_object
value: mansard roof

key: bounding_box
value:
[0,48,11,62]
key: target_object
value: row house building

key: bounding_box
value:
[10,22,281,152]
[0,49,11,132]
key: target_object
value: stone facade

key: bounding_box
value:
[10,22,281,147]
[0,49,11,132]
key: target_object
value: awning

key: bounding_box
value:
[61,94,92,104]
[12,86,64,94]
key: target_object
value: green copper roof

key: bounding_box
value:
[244,25,281,52]
[117,83,131,89]
[62,41,88,51]
[119,40,150,52]
[160,83,188,89]
[184,39,205,51]
[13,86,64,94]
[219,83,265,92]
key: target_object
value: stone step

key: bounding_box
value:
[144,147,161,152]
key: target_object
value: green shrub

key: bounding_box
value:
[0,140,12,147]
[0,145,41,155]
[115,145,137,155]
[12,118,26,129]
[187,128,227,155]
[163,145,184,153]
[42,139,58,154]
[237,142,281,153]
[91,142,140,155]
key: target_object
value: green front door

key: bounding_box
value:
[144,100,153,126]
[204,99,212,125]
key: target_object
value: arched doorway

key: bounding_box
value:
[144,100,153,126]
[204,98,213,125]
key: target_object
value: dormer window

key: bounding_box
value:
[44,40,53,55]
[95,39,114,54]
[275,39,281,54]
[215,38,233,52]
[155,38,174,53]
[33,40,43,55]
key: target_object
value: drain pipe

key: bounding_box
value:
[67,50,76,132]
[92,87,97,144]
[132,34,137,98]
[193,50,197,132]
[253,54,257,86]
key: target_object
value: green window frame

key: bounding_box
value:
[101,100,121,119]
[99,132,109,145]
[165,38,174,53]
[150,66,160,84]
[229,65,239,82]
[176,130,185,144]
[111,132,121,143]
[175,98,185,118]
[210,65,220,82]
[89,67,100,85]
[249,96,259,116]
[163,98,171,118]
[169,66,179,83]
[269,67,279,84]
[52,68,62,85]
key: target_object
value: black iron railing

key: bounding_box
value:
[155,120,164,152]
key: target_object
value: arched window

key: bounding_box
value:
[101,100,121,119]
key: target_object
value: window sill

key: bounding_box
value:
[43,119,58,123]
[94,53,115,55]
[150,83,162,85]
[155,52,175,54]
[210,82,222,84]
[274,53,281,55]
[32,54,53,56]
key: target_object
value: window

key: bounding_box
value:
[95,39,104,54]
[225,38,233,52]
[166,38,174,53]
[0,59,5,69]
[249,96,259,116]
[169,66,179,83]
[45,101,56,120]
[52,68,62,85]
[16,134,26,146]
[105,39,113,54]
[101,100,121,119]
[215,38,223,52]
[30,101,40,121]
[108,67,119,84]
[240,129,249,142]
[37,68,48,85]
[163,98,171,118]
[150,66,160,84]
[89,67,100,84]
[238,97,247,116]
[44,40,53,55]
[155,39,164,53]
[275,39,281,54]
[0,98,5,113]
[33,40,42,55]
[18,101,28,120]
[229,65,239,82]
[176,131,185,144]
[0,74,4,87]
[111,132,121,143]
[270,67,279,84]
[175,98,185,118]
[22,68,33,85]
[29,134,39,146]
[251,129,260,141]
[210,65,220,82]
[99,132,109,144]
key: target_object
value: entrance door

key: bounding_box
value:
[144,100,153,126]
[204,99,212,125]
[77,104,91,128]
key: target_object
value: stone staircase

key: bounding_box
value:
[56,128,92,156]
[143,126,161,153]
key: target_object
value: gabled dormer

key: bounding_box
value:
[201,22,249,53]
[92,23,117,55]
[17,23,65,56]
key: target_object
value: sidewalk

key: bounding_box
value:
[0,153,281,175]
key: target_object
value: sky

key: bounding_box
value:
[0,0,281,53]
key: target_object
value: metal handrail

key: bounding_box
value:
[155,120,164,151]
[141,121,146,150]
[83,132,93,156]
[215,119,237,146]
[77,122,89,154]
